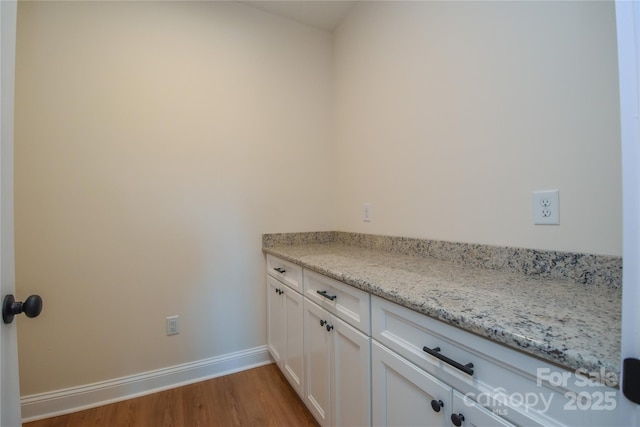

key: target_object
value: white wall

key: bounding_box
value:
[13,0,623,401]
[333,1,621,256]
[14,1,333,395]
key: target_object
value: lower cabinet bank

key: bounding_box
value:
[265,255,621,426]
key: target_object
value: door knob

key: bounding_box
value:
[2,294,43,324]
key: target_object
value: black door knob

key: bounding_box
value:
[431,399,444,412]
[2,294,43,324]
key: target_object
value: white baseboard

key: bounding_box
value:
[21,345,272,423]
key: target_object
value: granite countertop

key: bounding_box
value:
[263,239,622,381]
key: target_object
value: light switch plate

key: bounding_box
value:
[363,203,372,222]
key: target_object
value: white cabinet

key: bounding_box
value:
[331,310,371,427]
[267,254,303,293]
[303,298,331,425]
[373,338,514,427]
[304,298,371,427]
[304,269,371,334]
[266,252,624,427]
[266,254,371,425]
[370,298,526,426]
[372,362,517,427]
[266,274,304,398]
[371,295,622,427]
[267,275,285,365]
[372,340,451,427]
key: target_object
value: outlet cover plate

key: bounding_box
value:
[167,316,179,336]
[533,190,559,225]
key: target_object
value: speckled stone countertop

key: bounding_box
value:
[262,232,622,381]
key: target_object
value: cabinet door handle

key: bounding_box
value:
[319,319,333,331]
[317,290,337,301]
[273,267,286,274]
[430,399,444,413]
[451,413,465,426]
[423,346,474,376]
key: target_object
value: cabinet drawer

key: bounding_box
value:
[304,269,370,335]
[372,296,481,384]
[267,254,303,293]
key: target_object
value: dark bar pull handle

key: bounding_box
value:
[273,267,286,274]
[423,346,474,376]
[317,290,337,301]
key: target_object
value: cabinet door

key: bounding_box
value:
[304,299,332,427]
[267,276,284,366]
[372,341,451,427]
[282,286,304,398]
[331,316,371,427]
[451,391,514,427]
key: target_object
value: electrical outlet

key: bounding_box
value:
[166,316,179,336]
[533,190,559,225]
[363,203,372,222]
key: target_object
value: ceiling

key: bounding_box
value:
[240,1,356,32]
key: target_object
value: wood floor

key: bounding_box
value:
[23,364,319,427]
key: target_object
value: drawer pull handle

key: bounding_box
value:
[275,288,283,295]
[273,267,286,274]
[430,399,444,413]
[451,413,465,426]
[326,323,334,332]
[317,290,337,301]
[320,319,327,327]
[423,346,474,376]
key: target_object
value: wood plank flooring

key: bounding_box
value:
[23,364,319,427]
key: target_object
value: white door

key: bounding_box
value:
[617,1,640,424]
[0,1,21,426]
